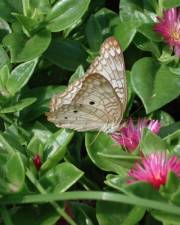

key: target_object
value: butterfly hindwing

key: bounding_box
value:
[47,73,122,132]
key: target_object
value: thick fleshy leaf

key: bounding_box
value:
[120,0,156,23]
[85,15,103,51]
[32,122,52,144]
[114,21,137,50]
[97,201,145,225]
[163,0,180,9]
[139,129,167,154]
[44,38,87,71]
[20,85,66,121]
[86,8,117,50]
[105,174,165,201]
[41,129,74,172]
[6,153,25,193]
[6,58,38,95]
[0,98,36,113]
[3,29,51,62]
[131,57,180,113]
[69,65,84,84]
[137,23,162,42]
[152,210,180,225]
[46,0,90,32]
[0,45,9,68]
[12,205,59,225]
[0,65,10,95]
[40,162,84,192]
[0,17,11,41]
[85,132,138,174]
[133,34,161,58]
[0,0,22,21]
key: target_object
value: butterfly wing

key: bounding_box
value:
[86,36,127,112]
[47,73,122,133]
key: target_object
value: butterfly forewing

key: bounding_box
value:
[86,37,127,112]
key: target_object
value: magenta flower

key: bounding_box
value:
[33,154,42,170]
[154,7,180,56]
[128,152,180,188]
[111,118,160,152]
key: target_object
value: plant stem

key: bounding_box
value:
[26,169,77,225]
[0,206,14,225]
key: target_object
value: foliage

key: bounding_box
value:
[0,0,180,225]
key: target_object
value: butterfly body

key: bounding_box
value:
[47,37,127,133]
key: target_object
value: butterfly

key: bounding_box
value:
[47,36,127,133]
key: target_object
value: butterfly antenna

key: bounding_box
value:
[89,130,102,146]
[89,124,106,145]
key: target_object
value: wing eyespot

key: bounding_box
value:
[73,110,78,113]
[64,117,68,119]
[89,101,95,105]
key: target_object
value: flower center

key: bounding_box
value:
[171,31,180,40]
[171,24,180,41]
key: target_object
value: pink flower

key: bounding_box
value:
[154,8,180,56]
[128,152,180,188]
[111,118,160,152]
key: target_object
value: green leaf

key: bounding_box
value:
[97,201,145,225]
[105,174,164,202]
[120,0,155,23]
[32,122,52,144]
[21,85,66,121]
[27,136,44,156]
[85,132,137,174]
[6,58,38,95]
[12,13,39,31]
[0,97,36,113]
[71,202,97,225]
[87,8,117,48]
[163,0,180,9]
[160,172,180,200]
[154,110,175,127]
[162,126,180,155]
[137,23,162,42]
[46,0,90,32]
[0,0,22,21]
[158,46,176,63]
[41,129,74,172]
[170,67,180,75]
[139,129,167,154]
[114,21,137,50]
[11,205,59,225]
[0,45,9,69]
[0,17,11,41]
[85,15,103,51]
[6,152,25,193]
[0,132,20,154]
[44,38,87,71]
[69,65,84,84]
[131,57,180,113]
[3,29,51,62]
[0,65,10,95]
[159,122,180,139]
[133,35,160,58]
[40,162,84,192]
[152,210,180,225]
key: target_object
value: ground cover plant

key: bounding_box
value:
[0,0,180,225]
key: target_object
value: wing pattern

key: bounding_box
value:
[47,36,127,133]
